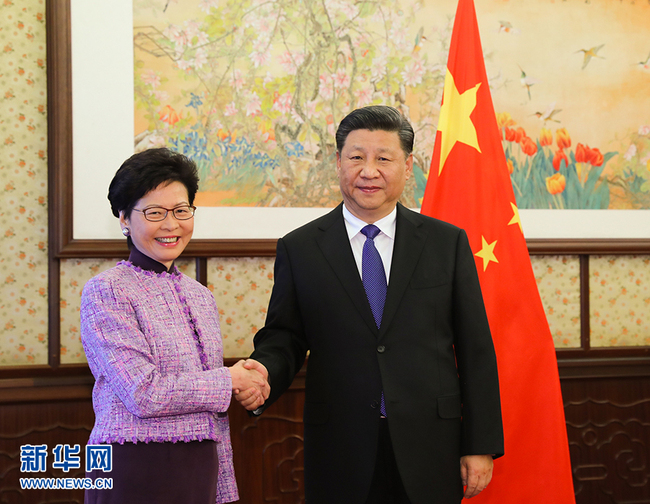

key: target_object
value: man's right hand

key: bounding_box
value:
[233,359,270,411]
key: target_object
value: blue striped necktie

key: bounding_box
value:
[361,224,387,416]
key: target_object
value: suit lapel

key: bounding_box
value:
[379,204,428,338]
[315,204,379,334]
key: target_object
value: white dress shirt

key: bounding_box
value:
[342,205,397,285]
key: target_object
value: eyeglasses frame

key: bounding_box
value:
[131,205,197,222]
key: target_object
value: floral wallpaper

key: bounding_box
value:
[60,256,271,361]
[60,257,196,363]
[56,253,650,361]
[590,255,650,347]
[0,0,648,368]
[0,0,48,366]
[531,256,581,348]
[59,259,121,364]
[207,257,274,357]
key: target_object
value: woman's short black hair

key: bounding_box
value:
[108,147,199,220]
[335,105,414,157]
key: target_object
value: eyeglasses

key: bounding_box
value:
[132,205,196,222]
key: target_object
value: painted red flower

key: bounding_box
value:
[514,127,526,144]
[521,136,538,156]
[552,149,568,171]
[159,105,180,126]
[588,147,604,166]
[556,128,571,150]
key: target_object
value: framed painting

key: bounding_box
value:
[49,0,650,258]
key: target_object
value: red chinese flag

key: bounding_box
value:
[420,0,575,502]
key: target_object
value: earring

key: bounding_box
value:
[122,227,130,237]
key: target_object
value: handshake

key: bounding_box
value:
[229,359,270,411]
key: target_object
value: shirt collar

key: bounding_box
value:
[342,204,397,241]
[128,245,174,274]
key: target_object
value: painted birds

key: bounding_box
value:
[412,27,426,54]
[577,44,605,70]
[534,103,562,124]
[517,65,540,101]
[634,51,650,70]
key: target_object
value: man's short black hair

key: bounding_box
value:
[335,105,414,157]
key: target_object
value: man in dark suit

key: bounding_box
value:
[237,105,503,504]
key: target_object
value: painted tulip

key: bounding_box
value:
[514,127,526,144]
[521,136,538,156]
[540,128,553,147]
[556,128,571,150]
[496,112,516,129]
[546,173,566,194]
[588,147,604,166]
[575,143,587,163]
[552,149,568,171]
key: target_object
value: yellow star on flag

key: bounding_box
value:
[437,69,482,175]
[475,235,499,272]
[508,202,523,234]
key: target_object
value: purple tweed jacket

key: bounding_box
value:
[80,259,238,502]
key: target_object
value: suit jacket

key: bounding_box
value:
[251,203,503,504]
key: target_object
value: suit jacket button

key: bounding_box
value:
[377,345,385,353]
[371,400,379,409]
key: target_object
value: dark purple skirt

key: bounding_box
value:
[85,440,219,504]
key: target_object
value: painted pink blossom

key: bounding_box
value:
[198,0,219,13]
[246,12,274,36]
[355,87,373,107]
[229,69,245,92]
[639,125,650,136]
[176,59,192,71]
[272,91,293,115]
[246,92,262,116]
[154,90,169,102]
[319,74,334,100]
[250,50,270,67]
[141,69,160,87]
[183,20,201,42]
[163,24,185,47]
[193,48,208,69]
[624,144,637,161]
[371,53,388,82]
[279,51,306,74]
[401,60,425,87]
[194,31,209,47]
[326,0,359,19]
[224,102,237,116]
[334,68,350,89]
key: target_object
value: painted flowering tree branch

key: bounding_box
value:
[133,0,447,207]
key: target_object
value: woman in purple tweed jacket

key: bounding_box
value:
[81,148,269,504]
